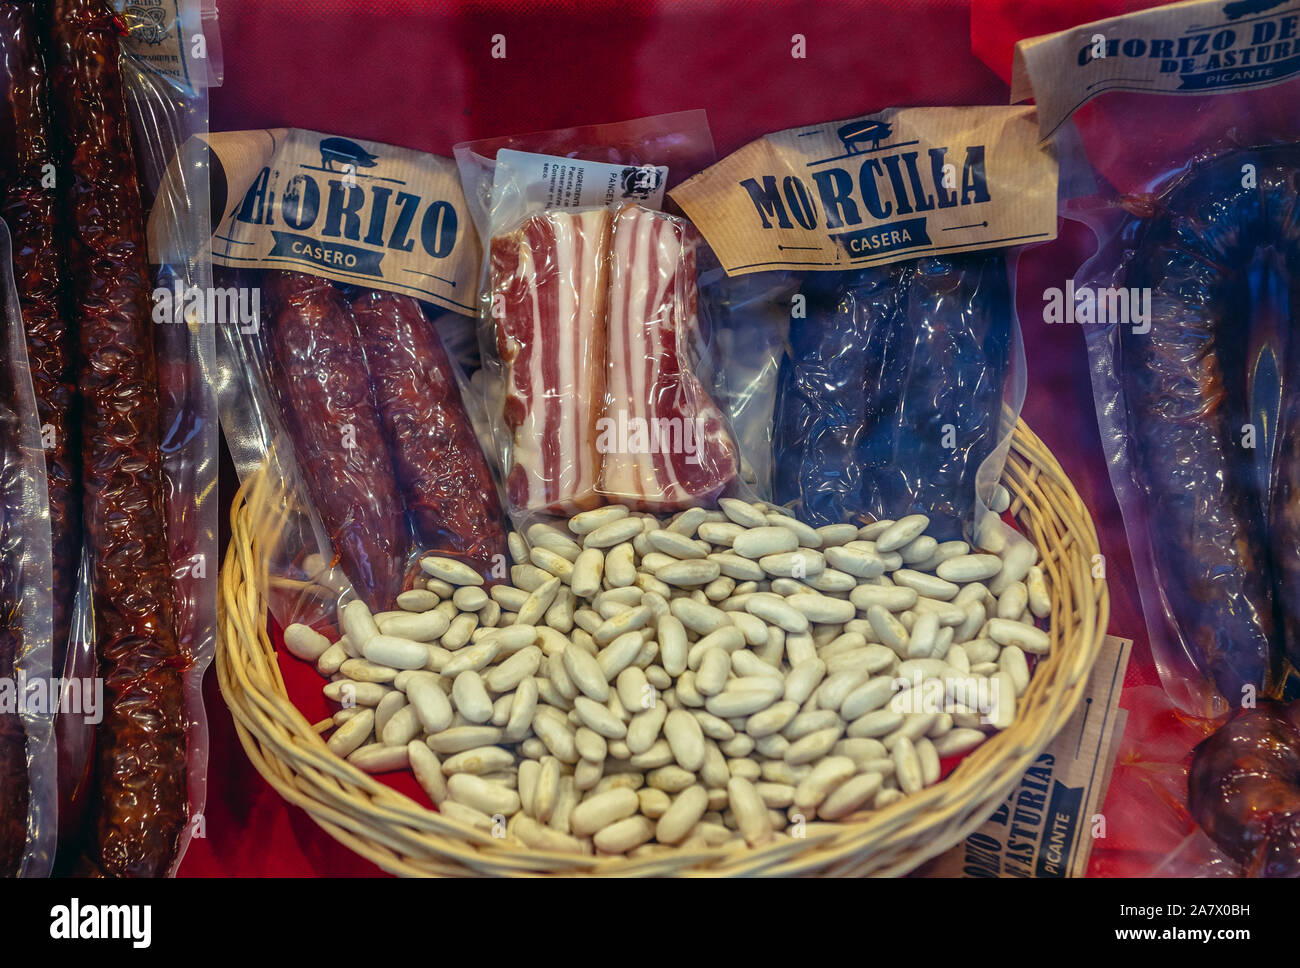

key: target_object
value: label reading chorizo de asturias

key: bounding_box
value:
[1013,0,1300,139]
[202,128,481,316]
[669,106,1057,277]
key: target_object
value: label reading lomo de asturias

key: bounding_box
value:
[670,106,1057,277]
[207,129,481,316]
[1013,0,1300,138]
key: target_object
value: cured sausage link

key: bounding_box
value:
[1119,148,1290,700]
[0,1,79,675]
[264,272,406,609]
[45,0,186,877]
[349,289,506,572]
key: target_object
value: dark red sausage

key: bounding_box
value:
[264,272,406,609]
[0,1,79,677]
[350,290,507,572]
[45,0,186,877]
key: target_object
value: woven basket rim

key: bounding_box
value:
[216,418,1110,877]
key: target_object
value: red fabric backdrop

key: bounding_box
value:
[181,0,1204,877]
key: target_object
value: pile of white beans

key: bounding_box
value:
[285,498,1052,856]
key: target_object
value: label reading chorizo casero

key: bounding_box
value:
[669,106,1057,277]
[1013,0,1300,139]
[194,128,481,316]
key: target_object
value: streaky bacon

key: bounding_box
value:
[489,209,610,514]
[599,205,738,510]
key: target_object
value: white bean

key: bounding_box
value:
[1026,565,1051,618]
[420,556,484,586]
[727,777,772,846]
[285,623,331,662]
[448,774,520,816]
[986,618,1050,654]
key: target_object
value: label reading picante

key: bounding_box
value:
[925,635,1132,879]
[196,128,481,316]
[1013,0,1300,139]
[115,0,213,92]
[669,107,1057,277]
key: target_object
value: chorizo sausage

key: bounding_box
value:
[1118,147,1297,700]
[263,272,406,609]
[45,0,186,877]
[349,289,506,572]
[0,1,79,677]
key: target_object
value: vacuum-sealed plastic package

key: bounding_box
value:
[455,112,742,522]
[1015,0,1300,717]
[1014,0,1300,877]
[672,106,1055,544]
[0,219,56,879]
[184,127,506,626]
[0,0,221,876]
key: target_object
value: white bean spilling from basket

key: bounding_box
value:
[284,499,1052,856]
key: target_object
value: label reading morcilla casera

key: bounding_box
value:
[670,106,1057,277]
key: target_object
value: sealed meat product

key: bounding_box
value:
[771,254,1010,538]
[350,288,507,571]
[490,209,611,515]
[864,254,1012,539]
[673,105,1052,543]
[600,205,738,510]
[0,0,79,674]
[201,128,485,628]
[46,0,187,877]
[771,267,897,526]
[1016,0,1300,718]
[265,272,407,609]
[1116,149,1290,701]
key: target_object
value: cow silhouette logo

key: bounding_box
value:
[123,4,168,45]
[319,137,381,173]
[619,166,664,200]
[838,119,893,154]
[1224,0,1286,18]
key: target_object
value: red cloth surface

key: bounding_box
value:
[181,0,1207,877]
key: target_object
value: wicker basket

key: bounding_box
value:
[216,419,1109,876]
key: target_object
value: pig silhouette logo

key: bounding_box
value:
[619,165,664,199]
[320,137,381,172]
[838,119,893,154]
[1223,0,1286,19]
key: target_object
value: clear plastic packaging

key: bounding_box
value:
[1021,30,1300,717]
[672,107,1048,544]
[0,219,56,879]
[455,113,746,524]
[188,128,505,630]
[699,255,1026,541]
[1012,0,1300,875]
[14,0,220,877]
